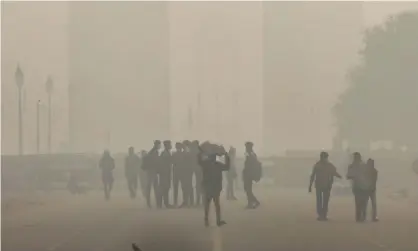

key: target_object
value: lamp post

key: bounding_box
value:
[36,100,41,154]
[45,76,54,154]
[15,65,24,155]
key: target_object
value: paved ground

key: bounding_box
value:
[2,188,418,251]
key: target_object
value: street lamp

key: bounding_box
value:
[15,64,24,155]
[45,76,54,154]
[36,100,41,154]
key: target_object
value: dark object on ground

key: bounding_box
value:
[132,243,141,251]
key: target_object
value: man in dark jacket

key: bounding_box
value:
[309,151,342,221]
[142,140,161,208]
[99,150,115,201]
[183,140,195,206]
[198,142,230,227]
[125,146,141,199]
[346,152,369,222]
[158,140,173,209]
[243,142,261,209]
[172,142,187,207]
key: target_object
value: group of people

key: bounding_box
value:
[100,140,381,226]
[98,139,263,226]
[309,151,378,222]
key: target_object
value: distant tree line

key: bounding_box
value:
[333,11,418,150]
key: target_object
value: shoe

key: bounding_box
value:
[253,201,260,208]
[217,220,227,227]
[372,218,379,222]
[205,219,209,227]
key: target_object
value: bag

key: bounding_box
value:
[253,160,262,182]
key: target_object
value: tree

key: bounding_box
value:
[333,11,418,149]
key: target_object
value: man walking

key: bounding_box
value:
[142,140,161,208]
[99,150,115,201]
[198,142,230,227]
[309,151,342,221]
[242,142,261,209]
[347,152,369,222]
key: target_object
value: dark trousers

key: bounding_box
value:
[366,190,377,220]
[173,172,181,206]
[243,178,259,207]
[204,192,221,224]
[184,171,194,206]
[157,174,171,208]
[178,172,193,207]
[193,169,203,205]
[139,172,147,198]
[353,189,368,221]
[316,188,331,218]
[102,174,113,200]
[145,173,159,208]
[226,177,235,199]
[127,177,138,199]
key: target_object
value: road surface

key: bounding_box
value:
[2,188,418,251]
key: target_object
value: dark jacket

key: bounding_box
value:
[99,154,115,181]
[243,152,258,180]
[142,148,160,172]
[172,150,186,175]
[365,163,378,191]
[159,150,172,176]
[310,160,340,190]
[347,161,370,191]
[199,153,230,196]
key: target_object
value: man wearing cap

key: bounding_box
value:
[142,140,161,208]
[243,142,261,209]
[309,151,342,221]
[198,142,230,227]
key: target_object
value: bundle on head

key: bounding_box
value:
[201,142,225,156]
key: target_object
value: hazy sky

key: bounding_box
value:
[2,1,418,155]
